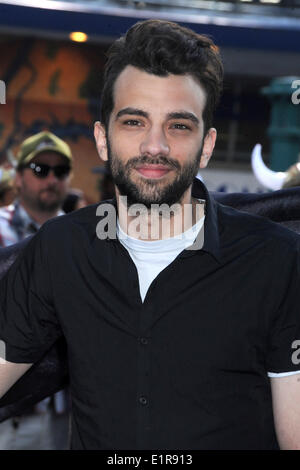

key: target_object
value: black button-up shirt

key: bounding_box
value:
[0,178,300,450]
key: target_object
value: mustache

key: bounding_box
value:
[125,155,181,171]
[39,186,59,194]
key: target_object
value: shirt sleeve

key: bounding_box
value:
[266,238,300,375]
[0,226,62,364]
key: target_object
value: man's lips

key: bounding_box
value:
[40,189,58,196]
[135,165,172,179]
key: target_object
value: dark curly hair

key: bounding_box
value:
[100,19,223,135]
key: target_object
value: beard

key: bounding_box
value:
[21,186,64,213]
[107,139,203,208]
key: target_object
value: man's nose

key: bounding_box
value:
[45,169,59,183]
[139,127,170,157]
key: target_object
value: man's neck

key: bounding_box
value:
[116,188,205,241]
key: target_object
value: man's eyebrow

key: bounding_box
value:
[115,108,199,125]
[167,111,199,125]
[115,108,149,119]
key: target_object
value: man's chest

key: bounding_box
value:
[48,242,281,449]
[50,244,278,379]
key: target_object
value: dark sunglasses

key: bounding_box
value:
[24,162,71,179]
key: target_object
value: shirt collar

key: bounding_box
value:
[188,177,221,262]
[103,177,221,263]
[11,200,40,235]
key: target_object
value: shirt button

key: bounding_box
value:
[139,396,148,406]
[139,337,148,345]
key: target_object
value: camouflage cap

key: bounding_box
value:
[17,131,72,168]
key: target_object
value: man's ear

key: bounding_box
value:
[199,128,217,169]
[94,121,108,162]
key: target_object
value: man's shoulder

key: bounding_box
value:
[216,197,300,253]
[213,188,300,237]
[43,202,100,230]
[40,200,116,242]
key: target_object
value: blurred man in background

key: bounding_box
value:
[0,131,72,247]
[0,130,71,449]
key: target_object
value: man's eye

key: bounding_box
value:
[171,123,191,130]
[123,120,141,126]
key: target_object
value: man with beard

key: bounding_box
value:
[0,131,72,246]
[0,131,71,449]
[0,20,300,450]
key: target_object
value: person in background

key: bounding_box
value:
[0,130,72,449]
[0,131,72,247]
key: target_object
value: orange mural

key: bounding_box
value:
[0,36,108,203]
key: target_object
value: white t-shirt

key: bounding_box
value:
[117,213,205,302]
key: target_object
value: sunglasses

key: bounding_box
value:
[24,162,71,179]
